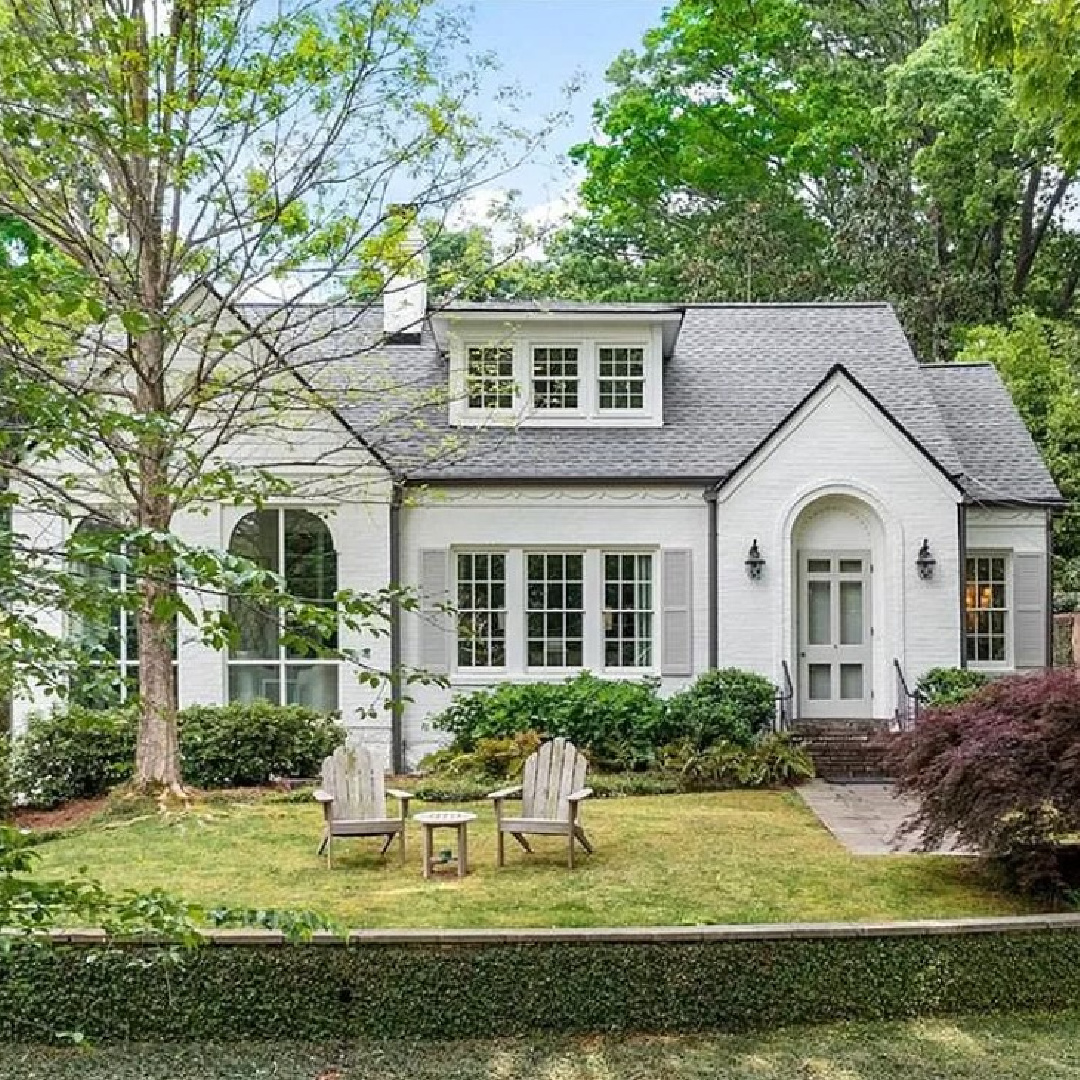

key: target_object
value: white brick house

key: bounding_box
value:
[11,264,1063,771]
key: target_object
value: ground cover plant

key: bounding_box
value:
[2,1012,1080,1079]
[894,669,1080,893]
[26,790,1030,928]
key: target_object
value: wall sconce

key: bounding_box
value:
[916,538,936,581]
[745,539,765,581]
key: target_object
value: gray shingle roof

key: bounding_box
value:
[239,300,1060,503]
[923,363,1061,504]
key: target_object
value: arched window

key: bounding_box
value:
[69,518,177,708]
[227,509,339,712]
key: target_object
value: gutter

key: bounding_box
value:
[957,502,968,668]
[1047,508,1055,669]
[703,486,719,669]
[389,483,404,773]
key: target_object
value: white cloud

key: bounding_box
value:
[445,184,580,261]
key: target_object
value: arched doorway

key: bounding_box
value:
[792,495,882,719]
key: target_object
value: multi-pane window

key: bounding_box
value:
[598,346,646,410]
[526,553,585,667]
[604,553,653,667]
[965,554,1008,663]
[532,346,579,409]
[456,552,507,667]
[228,509,339,711]
[68,518,177,708]
[466,346,514,409]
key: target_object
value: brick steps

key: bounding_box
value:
[793,721,899,781]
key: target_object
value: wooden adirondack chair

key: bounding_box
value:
[488,737,594,868]
[314,741,412,865]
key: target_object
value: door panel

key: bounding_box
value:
[798,551,872,718]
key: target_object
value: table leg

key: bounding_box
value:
[458,822,468,879]
[422,824,432,880]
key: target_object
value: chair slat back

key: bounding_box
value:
[321,740,384,821]
[521,737,587,822]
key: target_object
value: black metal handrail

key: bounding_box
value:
[893,658,921,732]
[775,659,795,732]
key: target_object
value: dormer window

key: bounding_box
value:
[532,346,580,410]
[445,316,668,428]
[466,346,514,409]
[598,346,646,410]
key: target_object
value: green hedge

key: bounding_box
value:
[12,703,345,807]
[1,928,1080,1041]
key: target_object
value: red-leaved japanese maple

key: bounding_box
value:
[894,669,1080,892]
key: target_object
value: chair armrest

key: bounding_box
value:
[567,787,593,803]
[487,785,523,801]
[386,787,412,801]
[313,789,334,804]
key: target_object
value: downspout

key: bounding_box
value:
[1046,508,1055,669]
[703,486,719,669]
[957,501,968,668]
[389,482,404,774]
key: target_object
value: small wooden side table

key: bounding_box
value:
[414,810,477,879]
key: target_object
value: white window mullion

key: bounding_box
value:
[507,549,526,674]
[583,549,604,671]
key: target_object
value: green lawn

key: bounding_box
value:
[2,1012,1080,1079]
[30,790,1033,927]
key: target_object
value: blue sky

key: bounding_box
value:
[453,0,670,210]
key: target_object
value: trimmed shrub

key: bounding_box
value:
[12,702,346,807]
[432,672,668,770]
[1,927,1080,1041]
[10,704,137,808]
[179,702,345,789]
[917,666,990,708]
[893,669,1080,893]
[664,668,776,749]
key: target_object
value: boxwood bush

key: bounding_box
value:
[664,668,777,748]
[10,703,138,809]
[179,702,344,788]
[11,702,345,807]
[916,667,990,708]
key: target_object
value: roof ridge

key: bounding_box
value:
[922,361,994,369]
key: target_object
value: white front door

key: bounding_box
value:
[798,551,872,719]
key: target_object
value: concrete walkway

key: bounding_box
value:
[797,780,969,855]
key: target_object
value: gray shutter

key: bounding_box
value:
[1013,552,1047,669]
[418,548,451,673]
[661,548,693,676]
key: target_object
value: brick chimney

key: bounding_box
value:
[382,204,428,342]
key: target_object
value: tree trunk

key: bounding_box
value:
[133,559,181,790]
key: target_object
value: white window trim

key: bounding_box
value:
[529,340,586,416]
[965,549,1013,671]
[225,507,342,708]
[453,548,510,674]
[448,545,660,679]
[447,324,664,428]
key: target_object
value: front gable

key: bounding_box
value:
[715,365,964,505]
